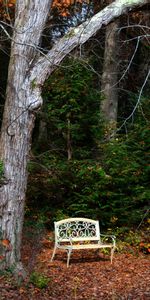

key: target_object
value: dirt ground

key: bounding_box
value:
[0,229,150,300]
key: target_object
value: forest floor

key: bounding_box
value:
[0,225,150,300]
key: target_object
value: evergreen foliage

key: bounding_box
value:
[27,58,150,229]
[41,57,102,158]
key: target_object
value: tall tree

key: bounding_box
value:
[0,0,148,274]
[101,20,119,138]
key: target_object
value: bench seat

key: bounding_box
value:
[58,243,113,250]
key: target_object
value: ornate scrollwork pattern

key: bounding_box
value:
[57,221,97,241]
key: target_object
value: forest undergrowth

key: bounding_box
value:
[0,219,149,300]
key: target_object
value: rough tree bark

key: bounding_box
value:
[0,0,148,273]
[0,0,52,272]
[101,20,119,138]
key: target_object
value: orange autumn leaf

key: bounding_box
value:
[34,288,41,293]
[0,255,5,260]
[1,239,10,247]
[19,287,26,294]
[0,0,15,5]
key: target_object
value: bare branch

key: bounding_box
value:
[117,68,150,132]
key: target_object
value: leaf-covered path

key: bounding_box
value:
[0,229,150,299]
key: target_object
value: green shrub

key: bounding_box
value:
[30,271,50,289]
[0,160,4,178]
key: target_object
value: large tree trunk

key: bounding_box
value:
[0,0,148,272]
[101,20,119,138]
[0,0,52,272]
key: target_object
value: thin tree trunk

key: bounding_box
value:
[101,20,119,138]
[67,117,72,160]
[37,119,48,148]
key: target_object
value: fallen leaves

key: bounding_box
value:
[0,228,149,299]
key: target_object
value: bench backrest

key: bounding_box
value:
[54,218,100,244]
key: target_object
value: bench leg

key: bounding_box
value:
[110,247,115,264]
[51,245,57,262]
[67,249,72,267]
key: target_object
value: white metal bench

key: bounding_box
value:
[51,218,116,267]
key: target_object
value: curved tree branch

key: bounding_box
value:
[30,0,149,84]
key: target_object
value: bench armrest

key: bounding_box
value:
[100,234,116,247]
